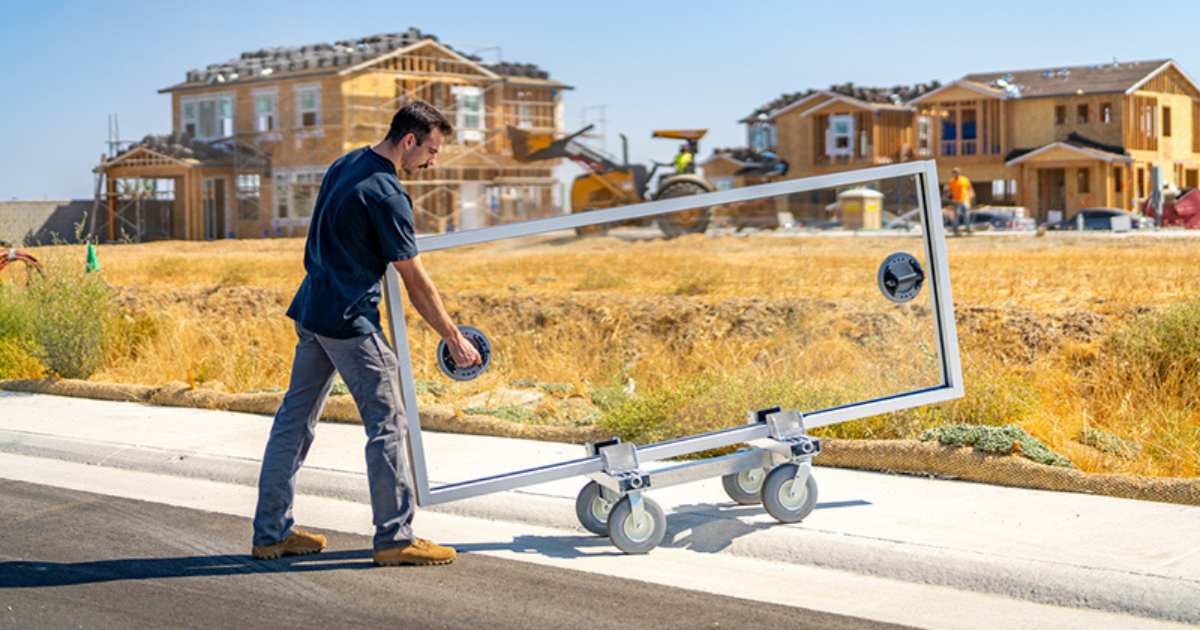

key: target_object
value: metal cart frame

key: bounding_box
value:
[382,160,962,552]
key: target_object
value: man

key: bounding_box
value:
[947,168,975,235]
[674,143,694,175]
[251,101,481,567]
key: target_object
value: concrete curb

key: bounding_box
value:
[3,378,1198,507]
[0,378,611,445]
[820,439,1200,507]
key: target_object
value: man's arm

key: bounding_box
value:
[393,256,481,367]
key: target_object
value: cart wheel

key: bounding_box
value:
[575,481,615,537]
[721,468,765,505]
[606,495,666,554]
[761,464,818,523]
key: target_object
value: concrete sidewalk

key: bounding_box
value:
[1,390,1198,625]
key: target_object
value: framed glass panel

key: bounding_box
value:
[384,161,961,506]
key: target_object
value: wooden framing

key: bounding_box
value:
[96,33,570,241]
[751,60,1200,221]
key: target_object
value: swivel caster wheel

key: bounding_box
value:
[606,495,666,554]
[761,463,818,523]
[721,468,765,505]
[575,481,616,537]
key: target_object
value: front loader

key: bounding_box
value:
[507,124,713,238]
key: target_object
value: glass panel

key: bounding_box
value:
[406,172,943,484]
[299,90,317,111]
[198,100,217,138]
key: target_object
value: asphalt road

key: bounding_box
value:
[0,480,915,630]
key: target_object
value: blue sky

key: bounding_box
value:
[3,0,1198,200]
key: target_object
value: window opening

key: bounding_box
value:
[255,93,277,132]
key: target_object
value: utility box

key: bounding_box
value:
[838,188,884,229]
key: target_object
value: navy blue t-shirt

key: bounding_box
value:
[286,147,418,339]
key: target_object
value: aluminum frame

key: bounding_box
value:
[383,160,962,507]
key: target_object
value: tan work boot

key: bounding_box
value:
[252,528,327,560]
[373,538,456,566]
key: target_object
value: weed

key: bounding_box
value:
[462,405,535,423]
[1109,297,1200,386]
[1080,428,1141,459]
[22,247,115,380]
[921,423,1073,468]
[597,371,850,445]
[539,382,574,395]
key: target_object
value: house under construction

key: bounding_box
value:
[95,28,571,241]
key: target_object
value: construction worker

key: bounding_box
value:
[252,101,480,567]
[947,168,976,235]
[674,143,694,175]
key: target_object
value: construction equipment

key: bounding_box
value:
[507,125,714,238]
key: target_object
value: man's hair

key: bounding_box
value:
[385,101,454,146]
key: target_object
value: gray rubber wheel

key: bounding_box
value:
[721,468,765,505]
[575,481,615,536]
[606,495,666,554]
[654,181,711,238]
[761,464,818,523]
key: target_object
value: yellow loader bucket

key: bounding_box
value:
[506,125,557,162]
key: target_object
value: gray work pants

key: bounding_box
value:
[253,322,415,551]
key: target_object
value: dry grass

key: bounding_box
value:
[8,232,1199,478]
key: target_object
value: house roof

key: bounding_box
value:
[160,28,567,93]
[957,59,1181,99]
[741,81,941,122]
[797,93,913,117]
[702,149,787,177]
[102,133,268,170]
[1005,138,1132,167]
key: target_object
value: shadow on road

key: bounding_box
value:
[0,549,376,587]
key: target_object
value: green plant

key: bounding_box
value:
[539,382,573,395]
[1109,297,1200,387]
[415,379,450,397]
[921,423,1073,468]
[23,249,116,380]
[596,371,851,446]
[462,405,535,423]
[0,287,39,378]
[1080,428,1141,459]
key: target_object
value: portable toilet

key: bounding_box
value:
[837,188,883,229]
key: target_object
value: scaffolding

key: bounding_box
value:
[96,34,569,241]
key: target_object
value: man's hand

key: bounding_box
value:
[445,331,482,367]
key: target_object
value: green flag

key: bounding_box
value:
[85,242,100,273]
